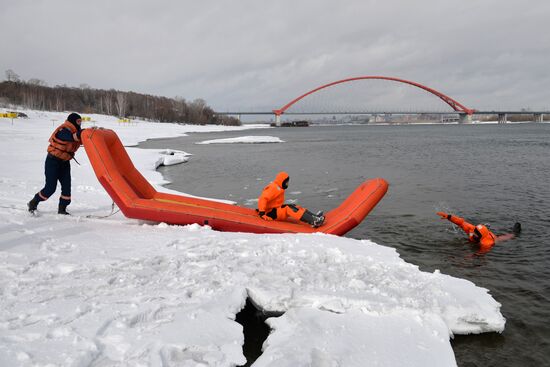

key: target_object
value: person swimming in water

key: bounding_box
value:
[436,212,521,252]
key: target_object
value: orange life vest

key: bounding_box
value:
[47,121,81,161]
[449,215,496,247]
[474,224,496,248]
[258,171,289,213]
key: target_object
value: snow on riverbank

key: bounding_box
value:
[196,136,284,144]
[0,111,504,366]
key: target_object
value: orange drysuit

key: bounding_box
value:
[437,212,496,249]
[257,171,306,221]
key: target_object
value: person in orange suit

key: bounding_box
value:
[258,171,325,227]
[437,212,520,252]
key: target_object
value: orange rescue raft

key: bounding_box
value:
[82,128,388,235]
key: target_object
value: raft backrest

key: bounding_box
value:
[84,128,157,202]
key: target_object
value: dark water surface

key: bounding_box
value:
[140,123,550,366]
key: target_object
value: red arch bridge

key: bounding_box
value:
[216,76,548,124]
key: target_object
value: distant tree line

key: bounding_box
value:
[0,69,239,125]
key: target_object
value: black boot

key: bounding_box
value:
[313,213,325,227]
[28,195,40,212]
[58,203,70,215]
[300,210,325,228]
[513,222,522,235]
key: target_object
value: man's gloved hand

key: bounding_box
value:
[76,128,85,140]
[437,211,450,220]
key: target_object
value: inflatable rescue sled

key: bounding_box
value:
[82,128,388,235]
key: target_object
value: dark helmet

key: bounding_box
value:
[473,228,482,242]
[67,113,82,127]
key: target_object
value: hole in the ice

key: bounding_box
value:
[235,297,284,367]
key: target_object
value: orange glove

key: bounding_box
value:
[437,211,450,220]
[258,211,274,221]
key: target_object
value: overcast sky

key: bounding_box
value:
[2,0,549,112]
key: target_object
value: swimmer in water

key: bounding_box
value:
[436,212,521,253]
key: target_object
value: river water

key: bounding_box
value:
[140,123,550,366]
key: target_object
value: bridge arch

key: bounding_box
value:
[273,76,475,116]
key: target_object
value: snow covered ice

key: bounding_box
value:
[196,136,284,145]
[155,149,193,168]
[0,111,505,366]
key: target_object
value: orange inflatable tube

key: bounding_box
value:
[81,128,388,235]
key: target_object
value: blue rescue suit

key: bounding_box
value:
[41,153,73,207]
[28,114,83,213]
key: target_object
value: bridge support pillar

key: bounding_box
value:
[275,114,281,126]
[459,114,472,124]
[534,113,544,123]
[498,113,507,124]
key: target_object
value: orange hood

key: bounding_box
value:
[476,224,490,237]
[274,171,289,189]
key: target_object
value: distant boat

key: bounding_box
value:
[270,120,310,127]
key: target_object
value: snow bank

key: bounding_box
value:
[196,136,284,144]
[0,110,505,366]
